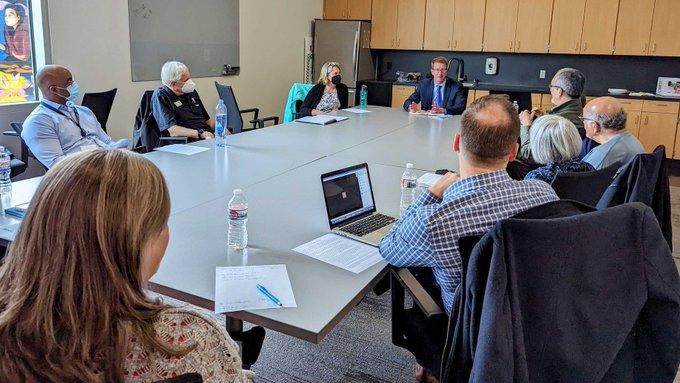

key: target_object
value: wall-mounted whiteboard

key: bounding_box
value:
[128,0,239,82]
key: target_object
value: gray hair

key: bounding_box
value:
[160,61,189,87]
[530,115,583,164]
[590,107,627,132]
[553,68,585,99]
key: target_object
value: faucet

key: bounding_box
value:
[448,57,466,83]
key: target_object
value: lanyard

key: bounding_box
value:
[41,102,86,137]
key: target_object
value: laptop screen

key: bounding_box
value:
[321,164,376,228]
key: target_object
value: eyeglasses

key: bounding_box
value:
[549,85,563,91]
[431,68,448,73]
[578,115,596,123]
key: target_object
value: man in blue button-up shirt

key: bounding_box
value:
[21,65,128,168]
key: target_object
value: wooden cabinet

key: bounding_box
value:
[392,85,416,109]
[466,90,490,106]
[452,0,486,51]
[324,0,372,20]
[531,93,543,110]
[618,99,643,138]
[423,0,454,51]
[347,0,372,20]
[580,0,619,54]
[483,0,519,53]
[613,0,655,56]
[370,0,398,48]
[638,112,678,155]
[370,0,425,49]
[515,0,553,53]
[541,94,554,110]
[549,0,586,54]
[649,0,680,56]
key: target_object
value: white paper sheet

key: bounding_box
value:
[296,115,349,125]
[154,144,211,156]
[293,233,384,274]
[214,264,297,313]
[343,108,372,114]
[417,173,443,187]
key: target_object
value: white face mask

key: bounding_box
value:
[181,78,196,94]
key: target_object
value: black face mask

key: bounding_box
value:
[331,75,342,85]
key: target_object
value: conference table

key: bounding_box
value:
[0,106,461,344]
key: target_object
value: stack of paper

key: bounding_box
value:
[293,233,384,274]
[214,264,297,313]
[296,115,349,125]
[154,144,210,156]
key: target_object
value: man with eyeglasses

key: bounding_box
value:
[403,56,466,115]
[517,68,587,164]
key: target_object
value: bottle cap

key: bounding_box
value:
[0,146,5,152]
[233,188,242,195]
[406,163,413,169]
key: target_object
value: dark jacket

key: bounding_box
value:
[443,201,680,383]
[402,77,467,115]
[597,145,672,250]
[298,82,348,117]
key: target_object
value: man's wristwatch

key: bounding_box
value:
[196,128,205,139]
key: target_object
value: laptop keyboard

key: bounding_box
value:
[340,214,396,237]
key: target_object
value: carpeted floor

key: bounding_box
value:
[160,187,680,383]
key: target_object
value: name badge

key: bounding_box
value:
[174,100,183,107]
[80,145,98,152]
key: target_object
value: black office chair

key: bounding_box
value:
[549,163,619,206]
[81,88,117,132]
[132,90,187,153]
[293,100,304,120]
[2,122,41,175]
[214,82,279,134]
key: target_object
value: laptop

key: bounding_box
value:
[321,163,397,247]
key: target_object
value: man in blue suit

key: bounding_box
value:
[403,56,467,115]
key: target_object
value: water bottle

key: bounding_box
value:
[360,85,368,108]
[399,163,417,217]
[215,99,228,148]
[0,147,11,212]
[512,101,519,112]
[228,189,248,249]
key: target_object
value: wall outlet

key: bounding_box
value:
[539,70,546,79]
[485,57,498,75]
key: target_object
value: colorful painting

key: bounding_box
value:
[0,0,34,104]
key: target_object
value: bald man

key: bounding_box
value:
[581,97,644,170]
[21,65,129,168]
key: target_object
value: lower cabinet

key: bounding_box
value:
[392,84,416,109]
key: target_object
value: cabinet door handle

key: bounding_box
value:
[516,40,520,50]
[582,41,587,51]
[509,40,513,50]
[397,38,401,47]
[652,43,657,53]
[644,116,649,125]
[391,39,394,47]
[447,40,451,49]
[635,115,639,125]
[575,41,580,52]
[453,40,458,48]
[643,42,648,53]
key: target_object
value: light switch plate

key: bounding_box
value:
[485,57,498,75]
[539,70,546,79]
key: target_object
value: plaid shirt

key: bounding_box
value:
[379,170,558,313]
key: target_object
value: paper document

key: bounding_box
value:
[343,108,371,114]
[154,144,210,156]
[214,264,297,313]
[418,173,443,187]
[428,114,452,120]
[409,110,445,116]
[296,115,349,125]
[293,233,385,274]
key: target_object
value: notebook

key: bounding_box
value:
[296,115,349,125]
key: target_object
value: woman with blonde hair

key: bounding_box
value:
[0,149,252,382]
[299,61,348,117]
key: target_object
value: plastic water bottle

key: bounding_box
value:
[512,101,519,112]
[228,189,248,249]
[215,99,228,148]
[0,147,11,212]
[360,85,368,108]
[399,163,417,217]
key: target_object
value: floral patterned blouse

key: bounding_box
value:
[316,91,341,113]
[124,307,254,382]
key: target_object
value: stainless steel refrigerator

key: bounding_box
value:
[313,20,375,105]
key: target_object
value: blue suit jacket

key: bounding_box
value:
[402,77,467,115]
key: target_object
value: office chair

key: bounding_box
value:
[132,90,187,153]
[214,82,279,134]
[81,88,117,132]
[2,122,41,175]
[550,163,619,206]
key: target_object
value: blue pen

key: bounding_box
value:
[256,284,283,307]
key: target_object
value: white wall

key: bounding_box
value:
[46,0,322,140]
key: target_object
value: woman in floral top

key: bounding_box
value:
[524,115,595,184]
[0,150,252,382]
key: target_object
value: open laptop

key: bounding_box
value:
[321,163,397,247]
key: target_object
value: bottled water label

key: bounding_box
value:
[229,208,247,220]
[400,179,417,188]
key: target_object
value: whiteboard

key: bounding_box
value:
[128,0,239,81]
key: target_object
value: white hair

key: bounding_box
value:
[160,61,189,87]
[530,115,583,164]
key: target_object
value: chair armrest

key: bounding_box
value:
[239,108,259,121]
[160,136,189,144]
[2,131,18,136]
[393,268,444,317]
[248,116,279,129]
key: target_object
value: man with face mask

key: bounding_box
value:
[151,61,215,140]
[22,65,130,168]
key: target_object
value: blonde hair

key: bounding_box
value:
[0,149,188,382]
[318,61,341,85]
[431,56,449,68]
[530,115,583,164]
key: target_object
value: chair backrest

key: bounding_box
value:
[214,82,243,134]
[550,163,619,206]
[81,88,117,132]
[132,90,160,152]
[294,100,303,119]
